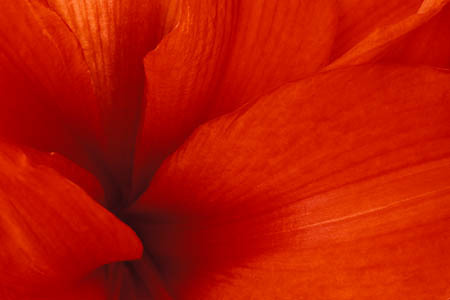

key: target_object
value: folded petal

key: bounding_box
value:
[133,0,338,195]
[0,142,142,298]
[44,0,176,195]
[0,1,103,179]
[130,66,450,299]
[329,0,450,70]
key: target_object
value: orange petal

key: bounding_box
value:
[130,65,450,299]
[134,0,338,195]
[0,1,103,177]
[328,0,449,70]
[0,142,142,298]
[44,0,176,195]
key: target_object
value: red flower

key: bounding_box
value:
[1,0,450,299]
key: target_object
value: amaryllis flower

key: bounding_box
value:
[1,0,449,299]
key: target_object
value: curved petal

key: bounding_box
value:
[44,0,177,195]
[133,0,338,195]
[328,0,450,70]
[331,0,423,60]
[0,142,142,298]
[0,1,103,179]
[16,144,105,205]
[380,3,450,69]
[130,66,450,299]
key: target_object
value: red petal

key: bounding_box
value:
[134,0,338,195]
[380,3,450,69]
[131,66,450,298]
[33,270,108,300]
[17,144,105,205]
[332,0,423,60]
[0,1,103,177]
[329,0,449,69]
[44,0,174,194]
[116,254,173,299]
[0,142,142,298]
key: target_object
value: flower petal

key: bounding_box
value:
[131,66,450,299]
[116,254,173,299]
[328,0,449,70]
[0,1,103,177]
[0,142,142,298]
[44,0,175,195]
[33,270,108,300]
[133,0,338,194]
[380,3,450,69]
[16,144,105,205]
[331,0,423,60]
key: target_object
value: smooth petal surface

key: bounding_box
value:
[133,0,338,194]
[0,1,103,178]
[0,142,142,298]
[131,66,450,299]
[34,270,108,300]
[328,0,450,70]
[44,0,175,196]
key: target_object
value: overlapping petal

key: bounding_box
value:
[130,66,450,299]
[16,144,105,205]
[331,0,423,60]
[2,1,449,299]
[43,0,177,195]
[133,0,338,194]
[0,142,142,298]
[328,0,450,69]
[380,3,450,69]
[0,1,103,179]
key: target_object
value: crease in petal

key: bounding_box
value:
[133,0,338,196]
[130,65,450,299]
[0,142,142,298]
